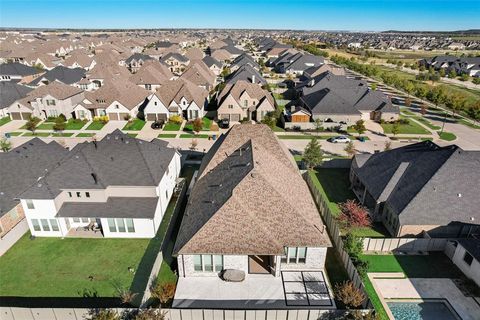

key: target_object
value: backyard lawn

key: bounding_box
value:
[85,121,106,130]
[381,118,429,135]
[0,116,11,127]
[0,234,151,297]
[163,122,181,131]
[122,119,145,131]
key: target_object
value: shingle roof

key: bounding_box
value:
[174,124,331,256]
[352,141,480,226]
[19,130,177,200]
[28,66,86,86]
[0,139,67,217]
[0,62,42,77]
[0,82,32,109]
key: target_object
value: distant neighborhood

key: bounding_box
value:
[0,29,479,320]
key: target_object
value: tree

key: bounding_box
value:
[314,118,323,132]
[391,122,400,138]
[446,94,466,118]
[384,141,392,151]
[338,199,371,228]
[448,69,457,79]
[420,102,428,116]
[344,141,356,157]
[151,282,176,305]
[261,112,276,129]
[53,117,66,132]
[404,97,412,108]
[192,117,203,133]
[460,73,469,82]
[403,81,415,98]
[25,116,40,135]
[352,120,366,135]
[303,138,323,169]
[466,100,480,125]
[439,69,446,77]
[0,139,12,152]
[334,281,365,309]
[370,83,377,91]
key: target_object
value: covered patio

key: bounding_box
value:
[173,271,335,309]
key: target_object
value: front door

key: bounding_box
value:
[248,255,272,274]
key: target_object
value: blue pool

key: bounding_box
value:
[387,301,459,320]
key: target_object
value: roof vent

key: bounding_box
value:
[458,193,462,198]
[209,183,222,188]
[110,156,114,161]
[203,200,215,204]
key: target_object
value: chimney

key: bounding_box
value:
[251,75,255,83]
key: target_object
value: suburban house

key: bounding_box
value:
[448,239,480,287]
[173,124,332,308]
[63,51,96,70]
[129,60,174,91]
[0,139,67,238]
[350,141,480,237]
[18,130,181,239]
[179,62,217,91]
[0,62,44,83]
[143,78,208,121]
[216,80,275,122]
[73,78,149,120]
[419,56,480,77]
[202,56,223,76]
[8,80,84,120]
[123,53,153,73]
[27,66,87,87]
[0,81,33,118]
[296,71,399,125]
[272,51,324,75]
[225,64,267,85]
[160,52,190,75]
[230,53,260,72]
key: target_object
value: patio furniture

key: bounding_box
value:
[84,221,94,231]
[221,269,245,282]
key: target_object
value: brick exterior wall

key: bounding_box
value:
[0,204,25,238]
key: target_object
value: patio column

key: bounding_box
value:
[274,256,281,277]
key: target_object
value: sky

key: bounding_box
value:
[0,0,479,31]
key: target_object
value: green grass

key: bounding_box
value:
[76,133,95,137]
[179,134,209,139]
[400,109,416,116]
[360,253,463,278]
[412,117,441,130]
[458,119,480,130]
[122,119,145,131]
[8,132,23,136]
[437,131,457,141]
[349,224,390,238]
[363,275,389,320]
[183,117,212,132]
[65,119,88,130]
[22,132,51,137]
[127,133,138,138]
[272,125,285,132]
[381,119,430,135]
[36,122,55,130]
[308,169,355,216]
[277,134,333,140]
[0,117,12,127]
[85,121,106,130]
[51,132,74,137]
[0,233,150,297]
[158,134,177,138]
[163,122,181,131]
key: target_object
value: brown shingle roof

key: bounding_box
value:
[174,124,331,256]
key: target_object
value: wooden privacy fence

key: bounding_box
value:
[362,237,448,253]
[0,307,371,320]
[304,173,373,310]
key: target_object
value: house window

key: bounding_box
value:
[26,199,34,209]
[50,219,59,231]
[464,252,474,266]
[193,255,223,272]
[86,192,90,198]
[76,192,81,198]
[145,84,152,90]
[46,99,56,106]
[126,219,135,233]
[41,219,50,231]
[68,192,72,198]
[73,218,80,223]
[283,247,308,264]
[115,104,119,109]
[107,218,116,232]
[228,104,233,109]
[165,190,169,200]
[116,218,126,232]
[31,219,41,231]
[244,100,248,107]
[81,218,89,223]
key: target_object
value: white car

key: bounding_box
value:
[328,136,351,143]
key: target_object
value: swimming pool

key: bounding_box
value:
[387,301,460,320]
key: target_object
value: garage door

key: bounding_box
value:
[10,112,22,120]
[230,114,241,122]
[146,113,157,121]
[119,113,129,120]
[108,113,119,121]
[157,113,167,121]
[21,112,32,120]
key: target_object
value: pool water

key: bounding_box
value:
[387,301,459,320]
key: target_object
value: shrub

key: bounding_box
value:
[192,118,203,133]
[134,309,166,320]
[169,115,183,124]
[151,282,176,305]
[87,309,120,320]
[334,281,365,309]
[124,114,132,121]
[94,115,109,124]
[339,199,371,228]
[0,138,12,152]
[53,117,66,131]
[58,114,67,122]
[343,233,364,260]
[353,259,369,278]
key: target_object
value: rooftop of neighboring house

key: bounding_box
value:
[173,123,331,256]
[124,53,153,65]
[154,78,208,108]
[0,62,44,78]
[184,47,205,61]
[225,64,266,85]
[129,60,174,85]
[18,130,177,200]
[352,141,480,226]
[0,81,33,109]
[28,65,86,86]
[17,80,84,107]
[83,77,149,109]
[0,139,68,217]
[160,52,190,64]
[217,80,274,108]
[299,71,397,115]
[179,62,216,88]
[202,55,222,69]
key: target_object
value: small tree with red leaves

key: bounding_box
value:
[338,199,371,228]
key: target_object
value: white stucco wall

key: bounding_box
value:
[279,247,327,271]
[452,245,480,287]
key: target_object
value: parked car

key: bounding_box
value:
[150,120,165,130]
[328,136,351,143]
[219,118,230,129]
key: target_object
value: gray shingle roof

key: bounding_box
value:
[0,63,42,77]
[352,141,480,226]
[226,64,266,85]
[56,197,159,219]
[28,66,86,86]
[0,82,32,109]
[19,130,177,199]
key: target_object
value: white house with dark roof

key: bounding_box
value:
[18,130,181,239]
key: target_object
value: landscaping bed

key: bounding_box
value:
[183,117,212,132]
